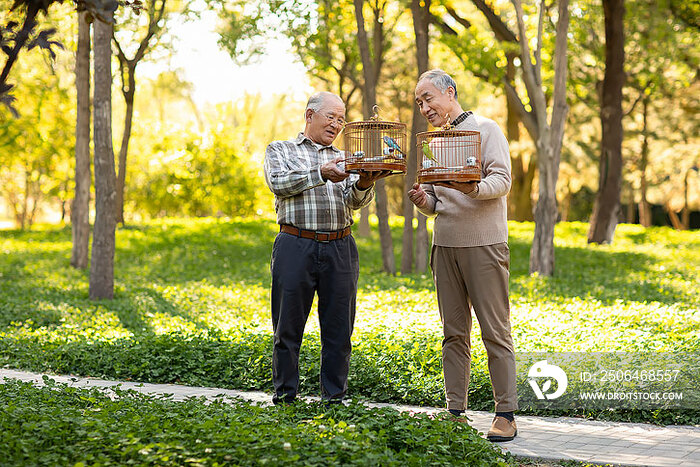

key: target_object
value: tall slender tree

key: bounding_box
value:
[112,0,167,224]
[434,2,534,221]
[89,7,117,299]
[588,0,625,244]
[402,0,430,274]
[353,0,400,274]
[71,10,91,269]
[509,0,570,275]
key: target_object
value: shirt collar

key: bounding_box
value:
[451,111,473,127]
[295,132,341,153]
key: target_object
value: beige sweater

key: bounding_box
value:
[417,113,511,247]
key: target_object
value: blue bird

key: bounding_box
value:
[383,136,405,158]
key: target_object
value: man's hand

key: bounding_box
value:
[407,183,429,209]
[321,157,350,183]
[356,169,393,190]
[434,180,478,195]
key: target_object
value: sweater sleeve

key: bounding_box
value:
[415,183,438,218]
[470,119,512,200]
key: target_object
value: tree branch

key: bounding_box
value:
[535,0,545,86]
[504,79,538,139]
[430,13,459,35]
[511,0,547,134]
[467,0,518,43]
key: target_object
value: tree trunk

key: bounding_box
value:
[71,11,91,270]
[505,52,535,222]
[358,206,370,236]
[416,212,429,273]
[354,0,395,274]
[530,142,558,275]
[638,96,651,227]
[90,16,117,300]
[112,0,167,224]
[665,202,682,230]
[115,63,135,225]
[375,178,395,274]
[402,0,430,274]
[588,0,625,244]
[515,0,570,276]
[681,168,690,230]
[409,0,431,273]
[509,151,536,221]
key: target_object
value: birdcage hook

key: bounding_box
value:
[371,105,381,121]
[441,113,454,131]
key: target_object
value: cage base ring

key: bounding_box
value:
[417,171,481,184]
[345,162,407,175]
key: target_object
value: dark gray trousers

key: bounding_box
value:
[270,232,359,403]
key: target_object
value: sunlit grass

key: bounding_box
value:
[2,217,697,348]
[1,217,698,422]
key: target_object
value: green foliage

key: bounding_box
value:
[128,128,260,218]
[565,0,700,210]
[0,3,76,228]
[0,378,511,466]
[0,219,698,426]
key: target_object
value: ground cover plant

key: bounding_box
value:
[0,378,511,466]
[1,218,698,425]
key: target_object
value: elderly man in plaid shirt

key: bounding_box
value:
[264,91,391,405]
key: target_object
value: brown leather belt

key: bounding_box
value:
[280,225,351,242]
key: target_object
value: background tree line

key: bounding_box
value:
[1,0,698,297]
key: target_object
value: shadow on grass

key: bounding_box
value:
[507,236,696,306]
[2,220,695,312]
[353,228,696,307]
[0,278,213,336]
[116,219,277,287]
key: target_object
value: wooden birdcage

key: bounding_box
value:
[343,106,407,175]
[416,128,481,183]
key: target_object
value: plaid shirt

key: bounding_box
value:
[264,133,374,231]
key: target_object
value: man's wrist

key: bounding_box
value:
[355,180,374,190]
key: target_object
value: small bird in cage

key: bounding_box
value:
[383,136,405,158]
[421,140,438,163]
[466,156,477,167]
[352,151,365,159]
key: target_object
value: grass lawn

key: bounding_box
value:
[1,378,515,466]
[1,218,698,429]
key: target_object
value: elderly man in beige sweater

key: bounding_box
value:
[408,69,518,442]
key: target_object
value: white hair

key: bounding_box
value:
[304,91,344,118]
[417,69,458,99]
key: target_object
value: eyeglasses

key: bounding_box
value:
[315,111,346,128]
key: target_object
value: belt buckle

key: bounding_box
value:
[314,231,331,243]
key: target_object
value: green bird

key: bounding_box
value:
[421,140,438,162]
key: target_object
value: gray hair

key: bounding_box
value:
[417,69,458,99]
[304,91,343,118]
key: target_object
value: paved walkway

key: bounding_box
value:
[2,368,698,467]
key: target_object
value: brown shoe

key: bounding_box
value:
[486,416,517,442]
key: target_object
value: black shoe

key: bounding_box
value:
[273,396,296,406]
[448,409,465,416]
[322,398,344,407]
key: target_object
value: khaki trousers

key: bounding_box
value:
[431,243,518,412]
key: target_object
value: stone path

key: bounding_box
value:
[2,368,698,467]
